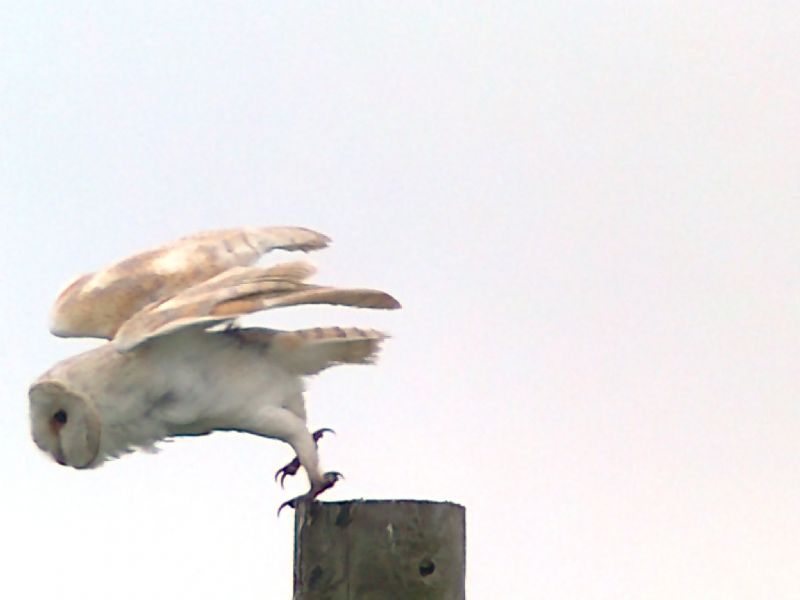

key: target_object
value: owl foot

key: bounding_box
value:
[277,471,343,515]
[274,428,335,488]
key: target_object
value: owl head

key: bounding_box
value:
[29,380,101,469]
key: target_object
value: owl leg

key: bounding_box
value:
[275,428,335,488]
[276,427,343,515]
[244,406,341,513]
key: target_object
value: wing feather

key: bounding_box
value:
[112,265,400,352]
[49,227,329,339]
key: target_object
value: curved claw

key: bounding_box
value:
[312,427,336,442]
[277,497,299,516]
[276,471,344,517]
[323,471,344,483]
[276,471,288,489]
[274,458,300,488]
[274,429,336,489]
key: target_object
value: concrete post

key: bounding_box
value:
[293,500,466,600]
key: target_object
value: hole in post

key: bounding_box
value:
[309,565,323,588]
[419,558,435,577]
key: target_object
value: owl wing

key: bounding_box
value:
[49,227,330,340]
[112,261,401,352]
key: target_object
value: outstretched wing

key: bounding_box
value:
[112,261,401,352]
[49,227,330,340]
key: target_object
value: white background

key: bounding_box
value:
[2,3,799,598]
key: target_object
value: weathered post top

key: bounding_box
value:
[293,499,466,600]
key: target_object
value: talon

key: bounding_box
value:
[274,458,301,488]
[322,471,344,485]
[312,428,335,443]
[274,428,335,488]
[309,471,343,497]
[277,497,300,516]
[276,471,344,517]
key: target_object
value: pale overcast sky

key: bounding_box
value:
[2,3,799,599]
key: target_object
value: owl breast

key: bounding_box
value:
[141,330,306,432]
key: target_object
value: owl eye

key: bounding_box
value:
[53,409,68,425]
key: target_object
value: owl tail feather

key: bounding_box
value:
[236,327,388,375]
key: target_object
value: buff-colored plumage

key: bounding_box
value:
[50,226,331,339]
[30,226,400,510]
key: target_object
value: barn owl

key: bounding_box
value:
[29,227,400,512]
